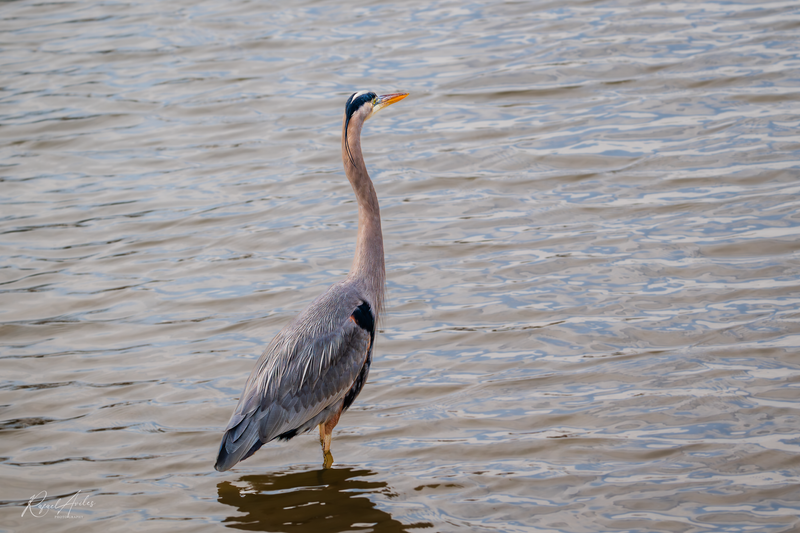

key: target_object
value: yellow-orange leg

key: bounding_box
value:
[318,407,342,469]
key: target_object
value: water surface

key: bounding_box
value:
[1,0,800,531]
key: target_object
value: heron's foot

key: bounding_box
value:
[323,450,334,469]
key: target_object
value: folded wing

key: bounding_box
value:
[215,285,373,471]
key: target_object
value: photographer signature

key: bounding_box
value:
[21,490,94,519]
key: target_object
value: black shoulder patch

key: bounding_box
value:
[351,301,375,340]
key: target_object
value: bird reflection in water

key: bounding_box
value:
[217,466,432,532]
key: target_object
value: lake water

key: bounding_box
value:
[1,0,799,531]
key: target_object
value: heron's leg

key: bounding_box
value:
[318,408,342,469]
[317,423,332,467]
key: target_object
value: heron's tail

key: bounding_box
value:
[214,418,263,472]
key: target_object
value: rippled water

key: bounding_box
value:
[2,0,800,531]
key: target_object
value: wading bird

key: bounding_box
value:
[215,91,408,471]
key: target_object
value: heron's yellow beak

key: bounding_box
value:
[371,92,409,116]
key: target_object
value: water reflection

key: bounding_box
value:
[217,467,432,532]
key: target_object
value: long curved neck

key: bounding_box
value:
[343,116,385,314]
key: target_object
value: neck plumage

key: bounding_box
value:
[343,116,385,315]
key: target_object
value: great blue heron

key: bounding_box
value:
[215,91,408,471]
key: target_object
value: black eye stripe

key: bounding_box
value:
[344,91,377,165]
[345,91,376,121]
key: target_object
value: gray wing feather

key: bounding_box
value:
[215,282,372,471]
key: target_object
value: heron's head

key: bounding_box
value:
[344,90,408,164]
